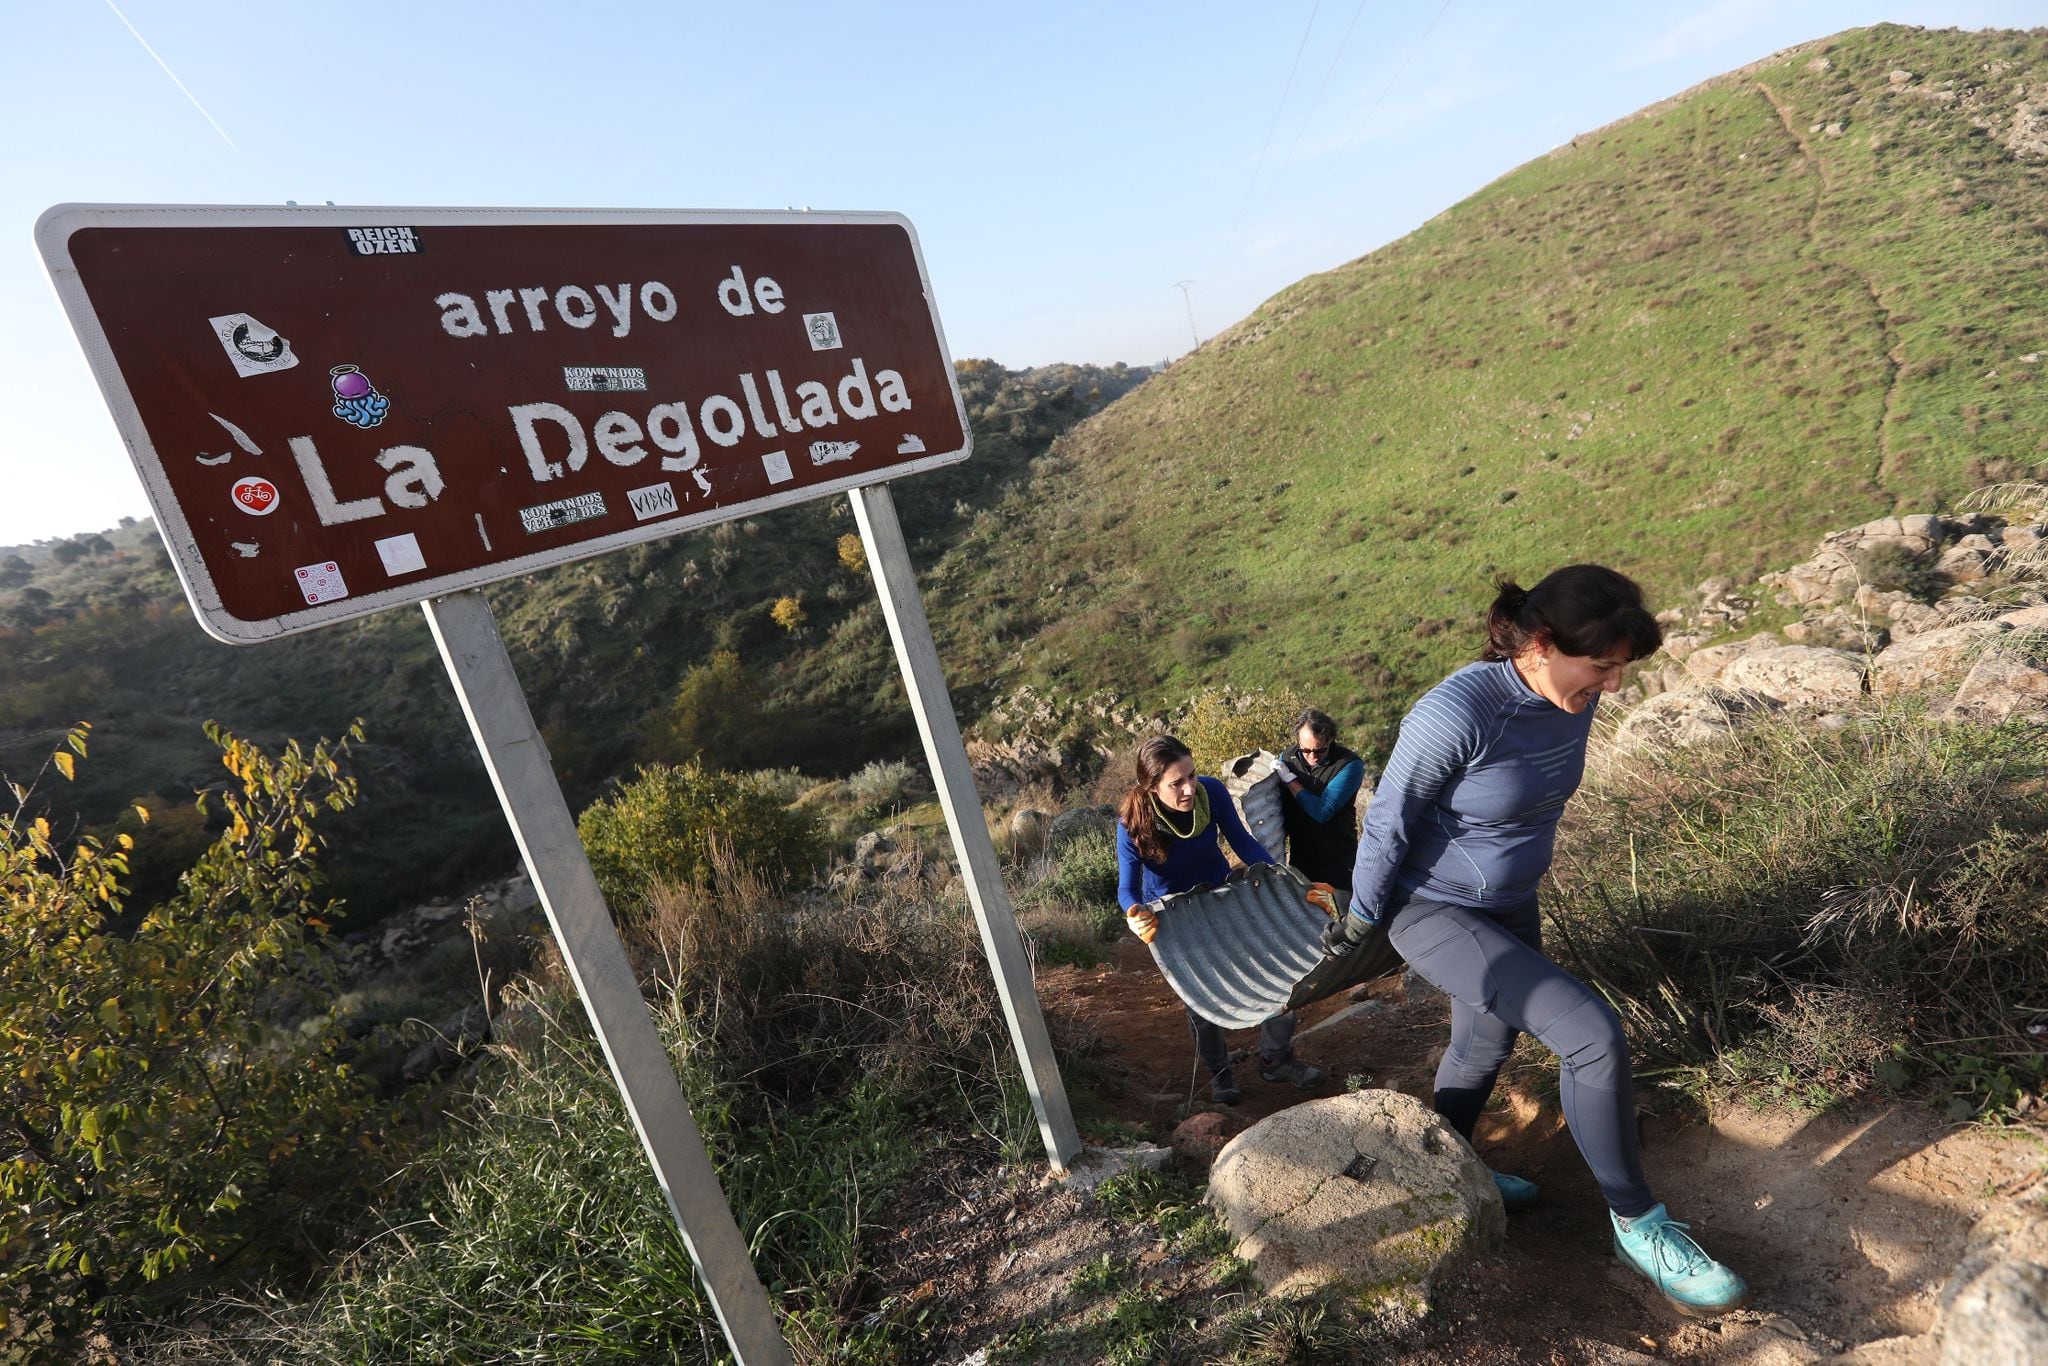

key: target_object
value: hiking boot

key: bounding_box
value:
[1210,1070,1242,1106]
[1259,1057,1326,1089]
[1611,1204,1749,1317]
[1489,1168,1541,1211]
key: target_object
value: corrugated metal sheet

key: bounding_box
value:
[1220,750,1286,857]
[1146,863,1403,1029]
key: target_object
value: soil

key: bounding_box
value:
[871,938,2048,1364]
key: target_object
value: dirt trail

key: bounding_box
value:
[894,940,2046,1363]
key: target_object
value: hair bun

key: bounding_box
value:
[1493,580,1528,616]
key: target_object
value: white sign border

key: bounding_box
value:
[35,203,975,645]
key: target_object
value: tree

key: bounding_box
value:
[770,595,807,634]
[1,722,376,1340]
[836,534,867,575]
[659,650,775,770]
[0,555,29,589]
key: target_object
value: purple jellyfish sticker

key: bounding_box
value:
[330,365,391,428]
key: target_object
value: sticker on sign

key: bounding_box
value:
[565,366,649,392]
[627,482,679,521]
[521,492,608,534]
[35,203,972,643]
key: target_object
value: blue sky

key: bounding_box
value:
[3,1,2039,547]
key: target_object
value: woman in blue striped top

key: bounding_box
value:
[1323,564,1749,1317]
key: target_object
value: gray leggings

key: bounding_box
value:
[1386,893,1655,1218]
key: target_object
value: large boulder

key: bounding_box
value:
[1870,622,2009,696]
[1612,688,1782,752]
[1947,651,2048,725]
[1048,803,1116,850]
[1937,1194,2048,1365]
[1008,807,1050,860]
[1678,634,1779,686]
[1937,534,2001,585]
[1207,1089,1503,1302]
[1720,646,1866,708]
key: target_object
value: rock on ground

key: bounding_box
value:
[1936,1194,2048,1364]
[1207,1088,1503,1302]
[1870,622,2009,696]
[1939,1262,2048,1365]
[1946,651,2048,724]
[1720,646,1867,708]
[1613,687,1781,752]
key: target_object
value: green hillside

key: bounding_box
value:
[921,24,2048,750]
[0,362,1148,920]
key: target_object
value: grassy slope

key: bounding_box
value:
[925,24,2048,753]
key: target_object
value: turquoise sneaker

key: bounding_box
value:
[1489,1168,1540,1211]
[1610,1204,1748,1316]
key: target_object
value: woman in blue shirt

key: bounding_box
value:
[1117,735,1325,1104]
[1324,564,1748,1317]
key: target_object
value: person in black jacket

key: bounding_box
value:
[1271,708,1367,895]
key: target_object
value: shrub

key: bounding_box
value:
[1019,826,1120,914]
[741,765,815,804]
[770,595,807,634]
[1,723,378,1342]
[844,758,917,813]
[577,761,825,911]
[1172,685,1311,775]
[201,990,940,1363]
[1852,541,1940,598]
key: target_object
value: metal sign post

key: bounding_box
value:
[423,589,788,1366]
[851,484,1082,1170]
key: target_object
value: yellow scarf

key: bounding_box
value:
[1150,782,1211,842]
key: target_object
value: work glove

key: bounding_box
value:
[1320,907,1378,960]
[1269,758,1298,784]
[1304,882,1340,918]
[1125,903,1160,944]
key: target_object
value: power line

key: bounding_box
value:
[1334,0,1455,158]
[1269,0,1374,197]
[1230,1,1323,232]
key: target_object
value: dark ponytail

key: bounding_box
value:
[1482,564,1662,663]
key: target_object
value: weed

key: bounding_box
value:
[1073,1251,1131,1296]
[1103,1286,1184,1365]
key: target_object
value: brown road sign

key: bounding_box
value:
[37,205,972,643]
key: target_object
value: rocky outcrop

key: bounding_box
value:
[1617,502,2048,757]
[1207,1089,1503,1302]
[1764,515,1945,607]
